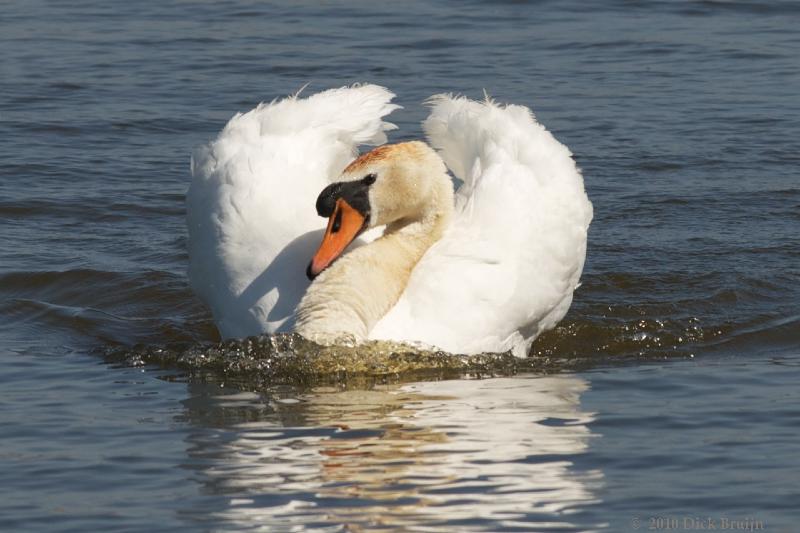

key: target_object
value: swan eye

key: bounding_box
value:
[331,208,343,233]
[362,173,377,185]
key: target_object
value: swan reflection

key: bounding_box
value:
[183,375,603,531]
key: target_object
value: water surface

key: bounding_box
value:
[1,0,799,530]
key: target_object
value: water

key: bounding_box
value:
[1,0,799,530]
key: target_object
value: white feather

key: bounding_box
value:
[369,95,593,357]
[187,84,398,338]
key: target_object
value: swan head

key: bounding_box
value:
[307,141,448,279]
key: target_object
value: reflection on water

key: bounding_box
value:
[182,375,603,531]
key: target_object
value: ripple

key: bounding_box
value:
[0,269,215,349]
[2,0,799,530]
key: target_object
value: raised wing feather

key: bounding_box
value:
[187,85,399,338]
[370,95,593,356]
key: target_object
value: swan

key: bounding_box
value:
[188,84,592,357]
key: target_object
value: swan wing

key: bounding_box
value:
[370,95,593,356]
[188,85,399,338]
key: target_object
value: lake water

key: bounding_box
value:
[2,0,799,531]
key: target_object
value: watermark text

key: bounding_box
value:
[631,515,765,531]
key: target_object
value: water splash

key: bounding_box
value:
[106,333,591,389]
[104,316,722,389]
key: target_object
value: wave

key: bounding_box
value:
[2,267,797,379]
[0,269,216,350]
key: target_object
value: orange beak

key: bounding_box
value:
[307,198,367,279]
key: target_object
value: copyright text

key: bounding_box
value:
[631,516,764,531]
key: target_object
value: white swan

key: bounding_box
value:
[188,85,592,357]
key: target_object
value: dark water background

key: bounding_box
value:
[2,0,799,531]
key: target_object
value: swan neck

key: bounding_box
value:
[295,172,453,343]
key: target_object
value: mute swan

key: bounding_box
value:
[188,85,592,357]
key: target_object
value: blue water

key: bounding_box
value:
[2,0,799,531]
